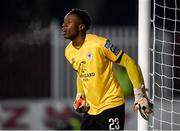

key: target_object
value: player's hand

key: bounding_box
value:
[73,93,90,113]
[133,85,153,120]
[133,96,153,120]
[73,98,90,113]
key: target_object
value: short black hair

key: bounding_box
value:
[68,8,91,30]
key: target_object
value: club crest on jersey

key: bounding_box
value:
[86,52,93,60]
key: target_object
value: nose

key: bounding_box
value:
[62,23,67,30]
[62,22,67,27]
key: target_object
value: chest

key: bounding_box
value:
[69,48,95,72]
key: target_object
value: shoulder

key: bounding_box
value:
[65,41,72,52]
[86,34,108,47]
[65,41,73,59]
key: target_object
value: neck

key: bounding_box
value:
[72,33,86,49]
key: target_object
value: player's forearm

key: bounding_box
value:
[77,86,85,94]
[119,53,144,88]
[77,88,85,98]
[77,74,85,94]
[119,54,153,120]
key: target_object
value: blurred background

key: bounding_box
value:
[0,0,138,130]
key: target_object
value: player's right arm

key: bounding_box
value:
[76,73,84,96]
[74,73,89,113]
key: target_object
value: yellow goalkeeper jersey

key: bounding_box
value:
[65,34,144,115]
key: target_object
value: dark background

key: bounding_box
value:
[0,0,138,99]
[0,0,138,30]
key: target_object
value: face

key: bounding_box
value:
[62,13,81,40]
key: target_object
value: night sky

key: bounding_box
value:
[0,0,138,30]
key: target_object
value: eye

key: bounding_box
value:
[68,19,74,24]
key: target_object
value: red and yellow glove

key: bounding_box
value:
[73,93,90,113]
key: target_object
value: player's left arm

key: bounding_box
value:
[117,53,153,120]
[101,40,144,88]
[101,39,153,120]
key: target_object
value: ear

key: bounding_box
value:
[79,24,85,31]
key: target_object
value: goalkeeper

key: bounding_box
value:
[62,8,153,130]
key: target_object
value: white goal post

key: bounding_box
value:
[139,0,180,130]
[138,0,151,130]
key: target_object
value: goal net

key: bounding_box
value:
[150,0,180,130]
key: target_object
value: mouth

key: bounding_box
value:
[61,29,66,35]
[62,31,66,35]
[62,30,69,38]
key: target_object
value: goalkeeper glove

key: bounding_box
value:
[133,85,153,120]
[73,93,90,113]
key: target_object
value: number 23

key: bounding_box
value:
[109,118,120,130]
